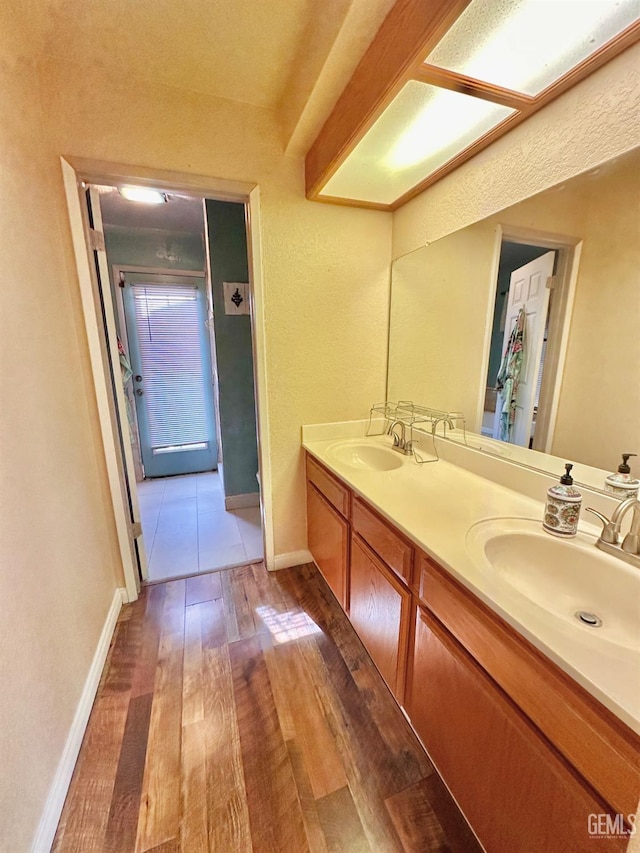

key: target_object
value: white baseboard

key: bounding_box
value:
[273,549,313,571]
[224,492,260,510]
[31,587,125,853]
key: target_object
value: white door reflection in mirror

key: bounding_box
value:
[387,147,639,485]
[491,251,555,447]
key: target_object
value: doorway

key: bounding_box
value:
[482,229,581,452]
[78,177,265,587]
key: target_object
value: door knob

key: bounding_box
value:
[136,388,144,396]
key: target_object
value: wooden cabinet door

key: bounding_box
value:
[307,482,349,609]
[349,535,411,702]
[406,606,628,853]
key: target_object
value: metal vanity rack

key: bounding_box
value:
[366,401,466,464]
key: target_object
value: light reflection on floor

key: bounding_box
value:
[255,605,322,644]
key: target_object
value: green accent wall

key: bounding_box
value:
[205,200,259,498]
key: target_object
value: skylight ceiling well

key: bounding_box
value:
[311,0,640,208]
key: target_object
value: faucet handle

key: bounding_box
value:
[585,507,619,544]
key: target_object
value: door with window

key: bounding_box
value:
[123,272,218,478]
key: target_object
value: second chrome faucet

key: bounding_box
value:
[586,496,640,568]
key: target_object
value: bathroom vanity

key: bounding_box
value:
[303,428,640,852]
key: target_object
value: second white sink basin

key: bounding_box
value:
[466,517,640,651]
[326,439,405,471]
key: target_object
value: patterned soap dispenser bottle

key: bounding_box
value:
[543,463,582,537]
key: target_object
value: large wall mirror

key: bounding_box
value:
[387,146,639,492]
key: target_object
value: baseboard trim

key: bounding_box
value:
[31,587,125,853]
[273,549,313,571]
[224,492,260,510]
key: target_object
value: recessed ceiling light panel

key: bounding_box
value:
[322,82,514,205]
[118,186,167,204]
[425,0,640,96]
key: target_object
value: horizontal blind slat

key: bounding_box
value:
[132,284,211,449]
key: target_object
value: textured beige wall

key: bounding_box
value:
[1,52,391,849]
[0,57,124,851]
[37,58,392,559]
[392,44,640,259]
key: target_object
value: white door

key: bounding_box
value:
[86,187,149,581]
[493,251,555,447]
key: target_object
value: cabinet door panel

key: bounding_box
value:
[349,535,411,701]
[406,607,628,853]
[307,483,348,609]
[416,554,640,817]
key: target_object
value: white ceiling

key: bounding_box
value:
[38,0,312,109]
[12,0,392,132]
[98,187,205,234]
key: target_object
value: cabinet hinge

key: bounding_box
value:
[89,228,106,252]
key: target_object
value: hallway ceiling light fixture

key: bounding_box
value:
[305,0,640,209]
[118,186,168,204]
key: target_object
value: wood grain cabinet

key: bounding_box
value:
[348,534,411,702]
[304,452,640,851]
[306,454,352,609]
[406,606,629,853]
[306,482,349,609]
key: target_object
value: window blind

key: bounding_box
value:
[132,284,211,450]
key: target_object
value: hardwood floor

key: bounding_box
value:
[53,563,480,852]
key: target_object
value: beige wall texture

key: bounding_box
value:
[37,57,393,559]
[387,153,639,473]
[0,56,124,852]
[1,46,391,852]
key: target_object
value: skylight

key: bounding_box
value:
[310,0,640,207]
[425,0,640,96]
[323,83,514,205]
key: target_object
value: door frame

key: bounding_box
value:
[61,157,274,601]
[478,224,583,454]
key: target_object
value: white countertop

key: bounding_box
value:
[303,425,640,735]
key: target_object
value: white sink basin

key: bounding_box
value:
[326,439,405,471]
[466,518,640,651]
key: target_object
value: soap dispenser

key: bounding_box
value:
[604,453,639,499]
[543,464,582,537]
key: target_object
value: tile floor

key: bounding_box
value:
[137,471,263,582]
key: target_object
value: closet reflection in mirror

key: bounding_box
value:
[387,146,639,487]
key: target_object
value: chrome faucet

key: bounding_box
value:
[387,419,413,455]
[431,415,455,436]
[585,496,640,568]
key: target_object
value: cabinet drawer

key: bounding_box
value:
[352,497,413,581]
[306,454,350,518]
[417,553,640,817]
